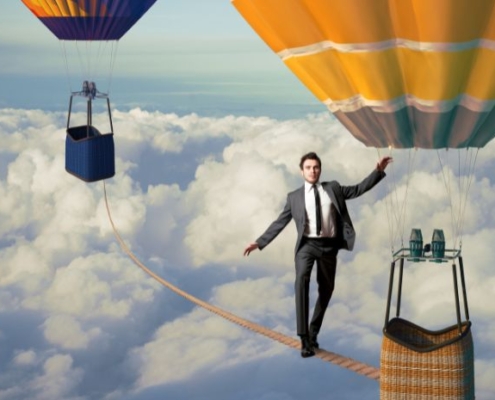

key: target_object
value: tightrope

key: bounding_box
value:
[103,182,380,381]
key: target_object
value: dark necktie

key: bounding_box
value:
[313,184,322,236]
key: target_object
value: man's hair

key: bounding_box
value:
[299,152,321,170]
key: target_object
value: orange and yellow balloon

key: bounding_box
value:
[232,0,495,149]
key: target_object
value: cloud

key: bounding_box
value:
[0,107,494,400]
[131,274,294,391]
[184,151,294,268]
[43,315,101,350]
[131,307,287,390]
[13,350,37,366]
[24,252,157,319]
[210,274,294,324]
[30,354,84,400]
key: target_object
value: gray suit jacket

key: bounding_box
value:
[256,168,386,253]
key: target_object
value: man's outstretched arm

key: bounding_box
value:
[243,194,293,256]
[340,156,393,199]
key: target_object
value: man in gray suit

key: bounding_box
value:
[244,152,392,358]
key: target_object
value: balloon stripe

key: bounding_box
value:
[278,39,495,58]
[284,47,495,102]
[331,106,495,149]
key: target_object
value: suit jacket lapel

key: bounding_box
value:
[298,186,305,206]
[296,186,305,217]
[322,183,341,214]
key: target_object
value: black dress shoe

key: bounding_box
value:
[309,332,319,349]
[300,336,315,358]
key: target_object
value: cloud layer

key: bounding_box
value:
[0,107,494,399]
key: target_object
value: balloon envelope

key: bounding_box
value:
[21,0,156,40]
[232,0,495,149]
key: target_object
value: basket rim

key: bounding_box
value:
[67,125,113,141]
[383,317,472,353]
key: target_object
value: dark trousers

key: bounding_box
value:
[294,237,338,336]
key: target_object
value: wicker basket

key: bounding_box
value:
[380,318,475,400]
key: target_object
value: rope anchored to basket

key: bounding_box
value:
[103,182,380,381]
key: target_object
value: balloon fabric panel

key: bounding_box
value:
[232,0,495,51]
[21,0,157,40]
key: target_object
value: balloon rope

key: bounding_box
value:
[379,148,398,253]
[399,149,416,246]
[437,150,456,248]
[383,148,416,253]
[379,148,393,252]
[74,41,85,84]
[86,41,92,82]
[107,41,119,96]
[437,148,478,250]
[457,148,478,249]
[60,41,73,93]
[93,41,105,84]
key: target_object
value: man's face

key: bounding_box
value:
[301,159,321,184]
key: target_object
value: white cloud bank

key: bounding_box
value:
[0,108,494,399]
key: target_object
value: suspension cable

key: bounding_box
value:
[60,41,73,93]
[381,148,417,254]
[106,41,119,96]
[457,148,478,248]
[437,148,478,249]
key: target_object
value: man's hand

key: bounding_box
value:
[243,242,259,256]
[377,156,393,172]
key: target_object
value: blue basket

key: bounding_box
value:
[66,125,115,182]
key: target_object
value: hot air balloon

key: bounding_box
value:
[232,1,486,398]
[232,0,495,149]
[21,0,157,182]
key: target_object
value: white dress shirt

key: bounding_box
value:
[304,181,336,238]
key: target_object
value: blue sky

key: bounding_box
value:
[1,2,495,400]
[0,1,321,117]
